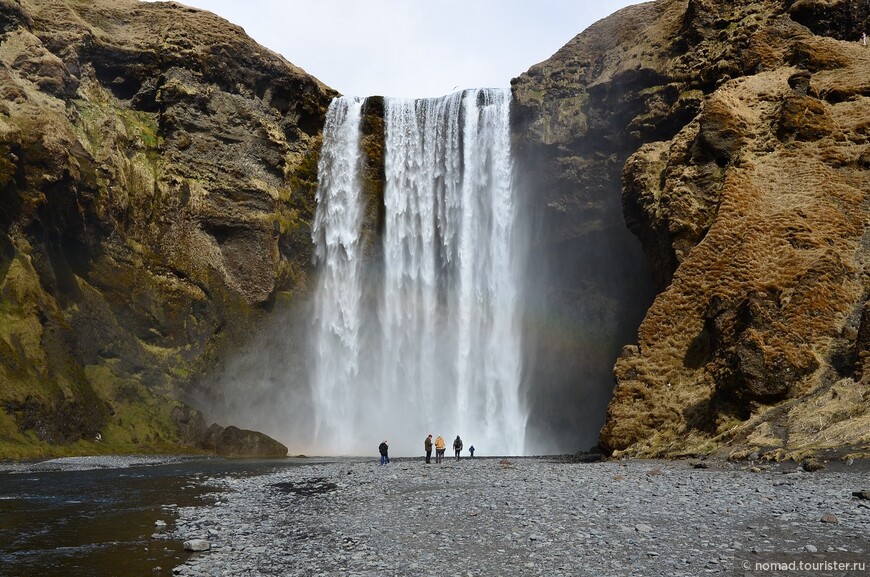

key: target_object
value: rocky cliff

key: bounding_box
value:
[513,0,870,460]
[0,0,333,458]
[4,0,869,461]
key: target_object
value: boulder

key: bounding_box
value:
[215,426,287,458]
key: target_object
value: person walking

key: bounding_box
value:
[434,435,446,464]
[424,434,433,464]
[469,445,475,458]
[378,440,389,465]
[453,435,463,460]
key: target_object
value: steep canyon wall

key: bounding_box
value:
[514,0,870,459]
[0,0,333,456]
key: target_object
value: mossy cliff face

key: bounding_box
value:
[514,0,870,459]
[0,0,334,458]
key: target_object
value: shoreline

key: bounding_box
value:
[3,450,869,473]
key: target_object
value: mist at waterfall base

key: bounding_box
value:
[205,90,652,458]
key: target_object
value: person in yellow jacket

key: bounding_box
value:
[434,435,446,464]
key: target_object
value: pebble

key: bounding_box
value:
[168,458,870,576]
[183,539,211,552]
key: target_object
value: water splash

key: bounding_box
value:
[312,89,525,456]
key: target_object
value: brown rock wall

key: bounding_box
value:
[0,0,334,456]
[515,0,870,458]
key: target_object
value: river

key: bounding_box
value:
[0,456,314,577]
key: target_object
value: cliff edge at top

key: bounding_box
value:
[513,0,870,460]
[0,0,334,457]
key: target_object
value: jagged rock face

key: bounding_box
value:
[511,3,663,452]
[0,0,334,456]
[517,0,870,459]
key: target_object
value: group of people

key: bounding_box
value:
[377,435,476,465]
[423,434,474,463]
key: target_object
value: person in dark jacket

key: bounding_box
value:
[378,440,389,465]
[453,435,463,460]
[424,434,433,464]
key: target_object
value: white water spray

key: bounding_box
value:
[312,89,525,456]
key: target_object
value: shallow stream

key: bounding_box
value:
[0,457,313,577]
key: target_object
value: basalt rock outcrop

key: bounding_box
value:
[0,0,333,457]
[214,425,288,459]
[514,0,870,459]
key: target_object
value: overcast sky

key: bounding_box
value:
[144,0,642,98]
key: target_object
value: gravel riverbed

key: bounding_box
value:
[168,457,869,576]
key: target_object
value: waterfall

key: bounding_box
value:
[312,89,525,456]
[310,96,366,449]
